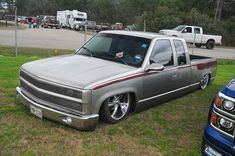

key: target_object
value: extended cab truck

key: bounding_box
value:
[202,78,235,156]
[159,25,222,49]
[16,31,217,130]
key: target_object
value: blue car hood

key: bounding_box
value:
[221,78,235,98]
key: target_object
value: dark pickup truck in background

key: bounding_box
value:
[42,16,60,29]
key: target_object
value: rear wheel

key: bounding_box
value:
[200,74,210,90]
[100,93,131,123]
[206,40,215,49]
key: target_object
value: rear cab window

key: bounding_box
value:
[173,40,187,66]
[194,28,201,34]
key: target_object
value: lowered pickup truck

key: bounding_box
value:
[159,25,222,49]
[16,31,217,130]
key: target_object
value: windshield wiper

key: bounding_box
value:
[102,52,128,65]
[79,46,93,57]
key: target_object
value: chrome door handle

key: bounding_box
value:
[172,74,177,80]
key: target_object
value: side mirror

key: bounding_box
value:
[182,29,187,33]
[145,63,164,72]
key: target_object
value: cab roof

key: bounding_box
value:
[100,30,175,40]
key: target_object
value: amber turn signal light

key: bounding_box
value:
[215,96,222,107]
[211,113,218,125]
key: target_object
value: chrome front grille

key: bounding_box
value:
[19,70,82,112]
[20,70,82,99]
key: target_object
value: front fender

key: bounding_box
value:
[91,85,140,115]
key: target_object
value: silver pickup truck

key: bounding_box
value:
[16,31,217,130]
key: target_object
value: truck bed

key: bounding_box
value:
[189,55,211,61]
[190,54,217,69]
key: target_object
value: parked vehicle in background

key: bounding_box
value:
[16,31,217,130]
[68,10,87,30]
[57,10,71,28]
[42,16,60,29]
[159,25,222,49]
[111,22,124,30]
[202,78,235,156]
[0,2,8,10]
[80,20,96,30]
[126,24,135,31]
[96,23,110,32]
[57,10,87,30]
[17,16,27,24]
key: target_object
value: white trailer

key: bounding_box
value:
[57,10,70,28]
[68,10,87,30]
[57,10,87,30]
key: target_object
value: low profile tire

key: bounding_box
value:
[100,93,131,123]
[195,43,202,48]
[206,40,215,49]
[200,74,210,90]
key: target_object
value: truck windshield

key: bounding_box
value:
[75,18,85,21]
[47,16,56,20]
[76,33,151,68]
[173,25,185,31]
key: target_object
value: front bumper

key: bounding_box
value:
[202,124,235,156]
[16,87,99,131]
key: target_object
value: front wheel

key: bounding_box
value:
[100,93,131,123]
[200,74,210,90]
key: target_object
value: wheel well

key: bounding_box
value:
[98,92,137,115]
[207,39,215,44]
[208,73,211,84]
[129,92,137,113]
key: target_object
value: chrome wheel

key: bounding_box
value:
[200,74,209,90]
[107,93,130,121]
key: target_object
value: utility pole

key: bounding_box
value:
[14,1,18,57]
[214,0,222,22]
[84,21,87,44]
[143,20,146,32]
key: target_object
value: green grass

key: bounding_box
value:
[0,47,235,155]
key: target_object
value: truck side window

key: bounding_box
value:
[174,40,187,65]
[194,28,200,34]
[150,40,174,67]
[183,27,192,33]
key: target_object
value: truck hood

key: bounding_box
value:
[21,54,136,89]
[221,79,235,99]
[159,29,179,35]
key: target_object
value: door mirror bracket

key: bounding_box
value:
[145,63,164,72]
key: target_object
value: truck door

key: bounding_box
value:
[142,39,178,100]
[181,26,194,43]
[173,39,191,89]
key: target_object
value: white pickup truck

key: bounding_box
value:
[159,25,222,49]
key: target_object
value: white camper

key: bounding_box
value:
[68,10,87,30]
[57,10,70,28]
